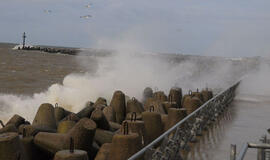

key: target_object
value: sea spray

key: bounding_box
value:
[0,50,258,123]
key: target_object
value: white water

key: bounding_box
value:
[0,49,254,123]
[12,44,33,50]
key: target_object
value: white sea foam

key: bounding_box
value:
[12,44,33,50]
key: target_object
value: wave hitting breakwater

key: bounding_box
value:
[0,85,215,160]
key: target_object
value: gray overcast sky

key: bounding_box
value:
[1,0,270,57]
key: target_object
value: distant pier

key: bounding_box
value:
[18,46,79,55]
[17,32,79,55]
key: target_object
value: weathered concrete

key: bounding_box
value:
[142,111,163,144]
[0,132,27,160]
[34,118,96,155]
[54,150,89,160]
[90,109,111,130]
[6,114,25,128]
[57,121,76,134]
[109,133,142,160]
[110,91,126,124]
[168,87,182,107]
[32,103,57,130]
[94,143,112,160]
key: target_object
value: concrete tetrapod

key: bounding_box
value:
[94,97,107,107]
[126,97,144,114]
[109,122,142,160]
[144,98,166,114]
[110,91,126,124]
[32,103,57,131]
[142,87,153,103]
[125,112,142,121]
[0,124,17,134]
[182,96,202,115]
[34,118,97,155]
[94,143,112,160]
[162,101,178,114]
[103,106,115,122]
[142,111,163,145]
[153,91,168,102]
[61,113,80,122]
[69,118,96,154]
[191,89,204,103]
[181,94,189,108]
[124,114,147,146]
[108,121,121,131]
[166,108,187,130]
[201,88,213,103]
[90,109,111,130]
[93,141,100,149]
[54,104,67,125]
[54,150,89,160]
[6,114,25,128]
[76,104,95,119]
[20,135,47,160]
[182,90,195,108]
[57,121,76,134]
[94,129,114,146]
[18,124,56,137]
[94,104,106,111]
[168,87,182,108]
[161,114,169,132]
[0,132,27,160]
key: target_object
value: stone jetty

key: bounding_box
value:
[0,87,213,160]
[18,46,79,55]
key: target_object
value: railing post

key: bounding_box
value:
[258,135,266,160]
[230,144,236,160]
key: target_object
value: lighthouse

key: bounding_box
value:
[22,32,26,49]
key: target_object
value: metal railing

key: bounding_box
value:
[128,80,241,160]
[231,135,270,160]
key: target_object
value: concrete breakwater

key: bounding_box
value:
[0,87,213,160]
[17,46,79,55]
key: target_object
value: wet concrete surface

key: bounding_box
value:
[186,94,270,160]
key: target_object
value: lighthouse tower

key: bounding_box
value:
[22,32,26,49]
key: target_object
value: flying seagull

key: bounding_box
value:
[80,15,92,19]
[44,10,52,13]
[85,3,92,8]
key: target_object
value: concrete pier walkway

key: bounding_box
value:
[186,94,270,160]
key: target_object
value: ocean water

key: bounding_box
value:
[0,43,88,121]
[0,43,84,95]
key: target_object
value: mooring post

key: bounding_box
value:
[230,144,236,160]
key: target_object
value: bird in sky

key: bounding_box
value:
[44,10,52,13]
[80,15,92,19]
[85,3,92,8]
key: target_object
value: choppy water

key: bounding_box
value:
[0,44,85,95]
